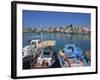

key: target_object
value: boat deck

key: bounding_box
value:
[31,60,49,69]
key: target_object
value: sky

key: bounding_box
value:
[23,10,91,28]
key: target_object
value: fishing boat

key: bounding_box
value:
[23,29,57,69]
[23,39,42,58]
[23,39,43,69]
[58,44,90,67]
[23,39,56,68]
[31,40,56,69]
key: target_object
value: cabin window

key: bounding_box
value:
[31,42,35,45]
[43,52,50,56]
[68,46,74,51]
[42,52,51,58]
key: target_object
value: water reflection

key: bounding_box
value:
[23,32,90,51]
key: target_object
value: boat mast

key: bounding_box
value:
[40,25,44,53]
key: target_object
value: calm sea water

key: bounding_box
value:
[23,32,90,52]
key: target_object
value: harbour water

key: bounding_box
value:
[23,32,91,69]
[23,32,91,52]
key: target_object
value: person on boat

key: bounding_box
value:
[61,50,71,67]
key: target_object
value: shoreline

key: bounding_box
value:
[23,31,91,36]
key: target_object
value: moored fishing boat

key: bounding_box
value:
[58,44,90,67]
[23,39,42,58]
[23,39,56,69]
[31,40,56,69]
